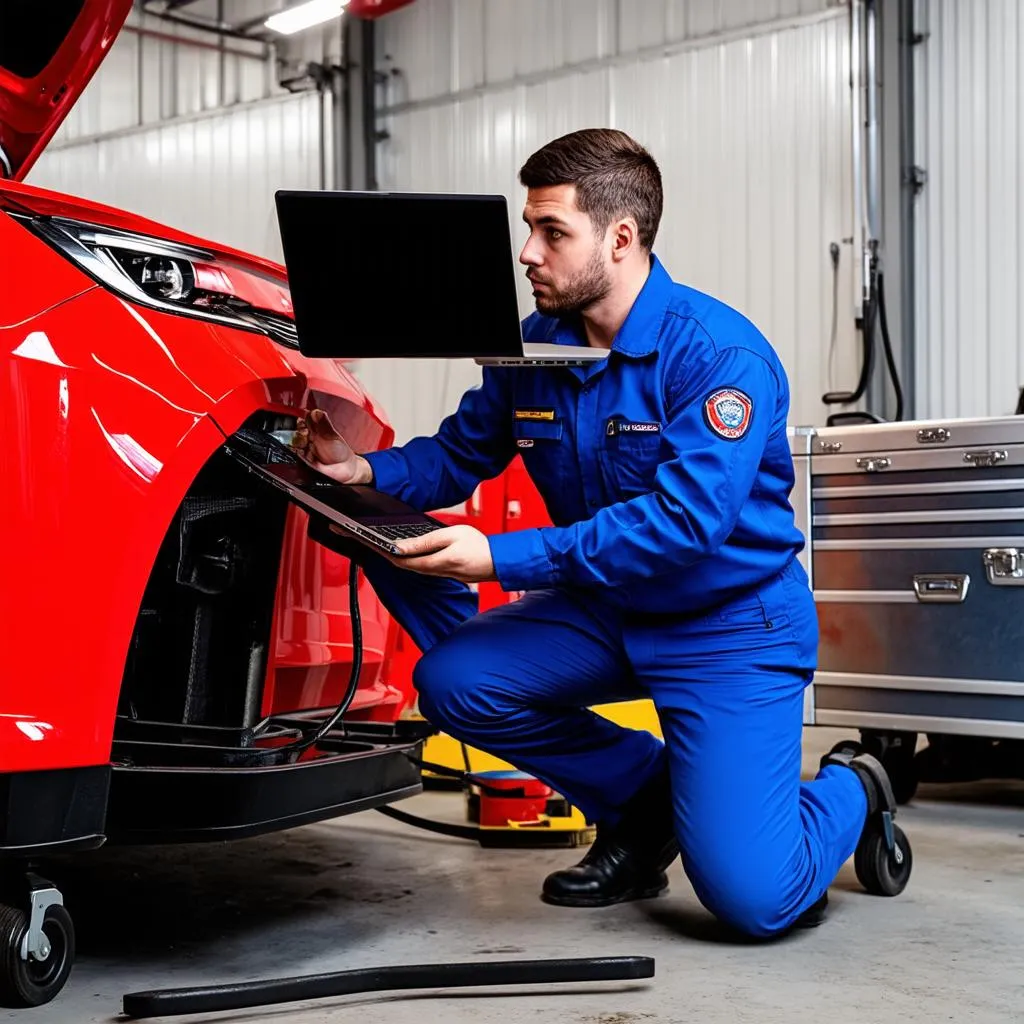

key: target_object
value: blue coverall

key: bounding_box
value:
[357,255,867,937]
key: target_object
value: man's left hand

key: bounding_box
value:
[387,524,497,583]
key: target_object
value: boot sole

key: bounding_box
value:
[541,884,669,909]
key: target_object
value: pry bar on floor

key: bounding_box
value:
[122,955,655,1018]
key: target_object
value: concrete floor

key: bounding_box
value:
[13,728,1024,1024]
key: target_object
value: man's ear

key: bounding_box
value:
[609,216,640,262]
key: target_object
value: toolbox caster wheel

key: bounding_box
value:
[854,821,912,897]
[0,893,75,1007]
[861,730,919,805]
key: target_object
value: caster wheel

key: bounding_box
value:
[883,753,919,806]
[854,822,912,897]
[860,731,919,804]
[0,903,75,1008]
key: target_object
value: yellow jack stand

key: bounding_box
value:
[414,700,663,849]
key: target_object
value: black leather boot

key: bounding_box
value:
[793,891,829,929]
[542,770,678,908]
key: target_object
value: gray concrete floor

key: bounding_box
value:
[12,729,1024,1024]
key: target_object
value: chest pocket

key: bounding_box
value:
[599,430,664,499]
[513,418,567,495]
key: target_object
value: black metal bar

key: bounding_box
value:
[361,17,378,190]
[123,956,655,1018]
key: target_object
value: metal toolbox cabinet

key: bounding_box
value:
[790,417,1024,798]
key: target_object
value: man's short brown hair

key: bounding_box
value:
[519,128,663,251]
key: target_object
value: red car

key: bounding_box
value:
[0,0,428,1006]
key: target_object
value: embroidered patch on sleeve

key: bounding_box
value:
[703,388,753,440]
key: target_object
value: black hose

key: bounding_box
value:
[876,272,905,421]
[123,956,656,1019]
[823,290,877,407]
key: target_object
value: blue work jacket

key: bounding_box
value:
[364,255,806,617]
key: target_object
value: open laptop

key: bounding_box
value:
[274,189,608,368]
[223,427,444,557]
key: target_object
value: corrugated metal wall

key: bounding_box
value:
[54,5,275,142]
[30,0,857,444]
[368,0,857,441]
[31,92,326,262]
[30,1,323,262]
[913,0,1024,420]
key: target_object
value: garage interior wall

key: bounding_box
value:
[913,0,1024,420]
[30,0,859,445]
[361,0,858,441]
[28,4,326,261]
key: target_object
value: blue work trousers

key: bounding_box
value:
[354,548,867,938]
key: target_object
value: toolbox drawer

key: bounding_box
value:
[795,417,1024,739]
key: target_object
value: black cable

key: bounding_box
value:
[283,559,363,760]
[826,242,841,392]
[123,956,656,1019]
[405,756,529,797]
[375,804,481,842]
[876,272,905,421]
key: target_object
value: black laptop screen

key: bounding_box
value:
[275,190,526,359]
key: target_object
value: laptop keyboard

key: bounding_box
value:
[371,522,442,541]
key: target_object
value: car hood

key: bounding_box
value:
[0,0,132,181]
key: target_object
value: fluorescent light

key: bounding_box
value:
[264,0,348,35]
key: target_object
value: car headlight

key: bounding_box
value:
[17,215,298,349]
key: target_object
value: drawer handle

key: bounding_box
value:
[856,456,891,473]
[983,548,1024,585]
[913,574,970,603]
[963,450,1007,468]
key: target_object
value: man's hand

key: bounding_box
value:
[385,524,497,583]
[293,408,373,485]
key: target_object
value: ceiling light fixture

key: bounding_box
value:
[264,0,349,35]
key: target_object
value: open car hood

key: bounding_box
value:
[0,0,132,181]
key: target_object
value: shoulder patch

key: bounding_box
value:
[703,388,753,440]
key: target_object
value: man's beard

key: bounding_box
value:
[531,245,611,316]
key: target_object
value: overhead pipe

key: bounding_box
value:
[122,23,267,61]
[139,1,266,42]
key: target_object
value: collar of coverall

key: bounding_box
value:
[545,253,672,359]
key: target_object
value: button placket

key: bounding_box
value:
[578,381,603,511]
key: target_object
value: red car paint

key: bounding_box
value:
[0,195,411,772]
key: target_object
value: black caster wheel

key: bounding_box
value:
[854,821,912,897]
[885,758,919,806]
[0,903,75,1007]
[860,730,919,805]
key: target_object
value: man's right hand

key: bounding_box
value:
[293,408,373,485]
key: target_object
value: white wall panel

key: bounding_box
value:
[371,11,857,440]
[30,93,325,263]
[377,0,841,101]
[913,0,1024,419]
[54,9,274,144]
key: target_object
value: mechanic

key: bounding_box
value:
[294,128,903,938]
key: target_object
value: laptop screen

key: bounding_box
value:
[275,190,526,359]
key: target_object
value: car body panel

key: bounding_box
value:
[1,203,404,775]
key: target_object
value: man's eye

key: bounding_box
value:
[549,229,563,241]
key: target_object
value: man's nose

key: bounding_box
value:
[519,236,542,266]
